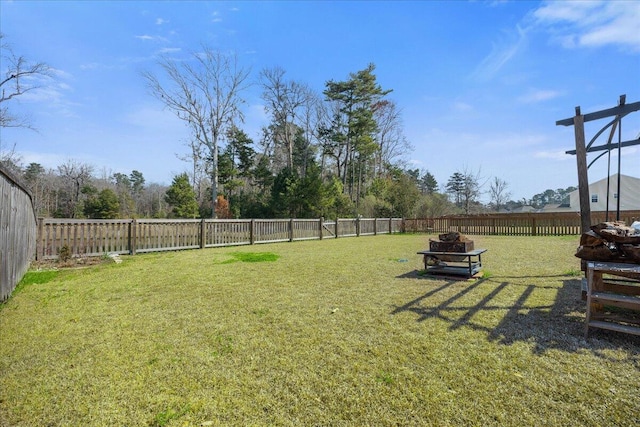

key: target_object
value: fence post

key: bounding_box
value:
[395,218,398,234]
[200,218,206,249]
[373,218,378,235]
[531,217,537,237]
[356,217,361,237]
[129,219,137,255]
[335,218,339,239]
[36,217,44,261]
[250,219,255,245]
[289,218,294,242]
[319,217,324,240]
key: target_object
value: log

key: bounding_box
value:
[575,245,617,261]
[621,245,640,263]
[438,232,470,242]
[591,221,640,244]
[580,230,606,247]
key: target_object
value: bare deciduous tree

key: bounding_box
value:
[488,177,511,212]
[374,100,412,176]
[447,167,486,214]
[260,67,314,172]
[0,142,22,174]
[0,33,51,130]
[57,160,93,218]
[143,48,250,217]
[176,135,207,200]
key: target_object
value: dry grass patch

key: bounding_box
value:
[1,234,639,426]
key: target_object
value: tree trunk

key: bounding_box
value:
[211,136,218,219]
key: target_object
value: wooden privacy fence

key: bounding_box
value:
[1,165,37,301]
[36,217,403,260]
[404,211,640,236]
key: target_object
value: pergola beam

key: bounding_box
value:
[565,137,640,155]
[556,100,640,127]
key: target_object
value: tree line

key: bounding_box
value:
[2,154,576,220]
[1,37,573,219]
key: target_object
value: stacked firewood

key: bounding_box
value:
[429,232,474,252]
[428,232,474,264]
[575,221,640,264]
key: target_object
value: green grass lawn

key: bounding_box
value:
[1,234,639,426]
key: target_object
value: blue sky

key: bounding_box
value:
[1,0,638,202]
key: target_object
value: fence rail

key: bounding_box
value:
[404,211,640,236]
[37,217,403,260]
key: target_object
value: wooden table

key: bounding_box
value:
[585,261,640,337]
[417,249,487,278]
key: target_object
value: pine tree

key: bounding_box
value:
[165,173,199,218]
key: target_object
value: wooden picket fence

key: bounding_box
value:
[404,211,640,236]
[33,211,640,261]
[36,217,403,260]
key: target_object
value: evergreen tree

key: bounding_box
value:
[323,63,391,202]
[446,172,465,206]
[165,173,199,218]
[112,172,135,217]
[419,170,438,195]
[84,188,120,219]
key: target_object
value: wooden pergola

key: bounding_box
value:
[557,95,640,232]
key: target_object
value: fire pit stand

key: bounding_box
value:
[417,248,487,278]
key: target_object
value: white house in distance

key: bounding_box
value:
[544,174,640,212]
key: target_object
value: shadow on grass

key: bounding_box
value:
[393,270,640,364]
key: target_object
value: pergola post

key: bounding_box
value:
[573,109,591,233]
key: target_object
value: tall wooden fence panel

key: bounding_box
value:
[292,219,320,241]
[37,219,131,259]
[1,166,37,301]
[133,219,201,254]
[205,219,251,247]
[36,217,404,260]
[404,211,640,236]
[338,219,358,237]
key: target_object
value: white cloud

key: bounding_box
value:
[49,68,73,80]
[533,1,640,52]
[156,18,168,25]
[580,9,640,50]
[470,24,528,81]
[157,47,182,54]
[135,34,169,43]
[518,88,562,104]
[533,1,602,23]
[80,62,119,71]
[20,78,71,103]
